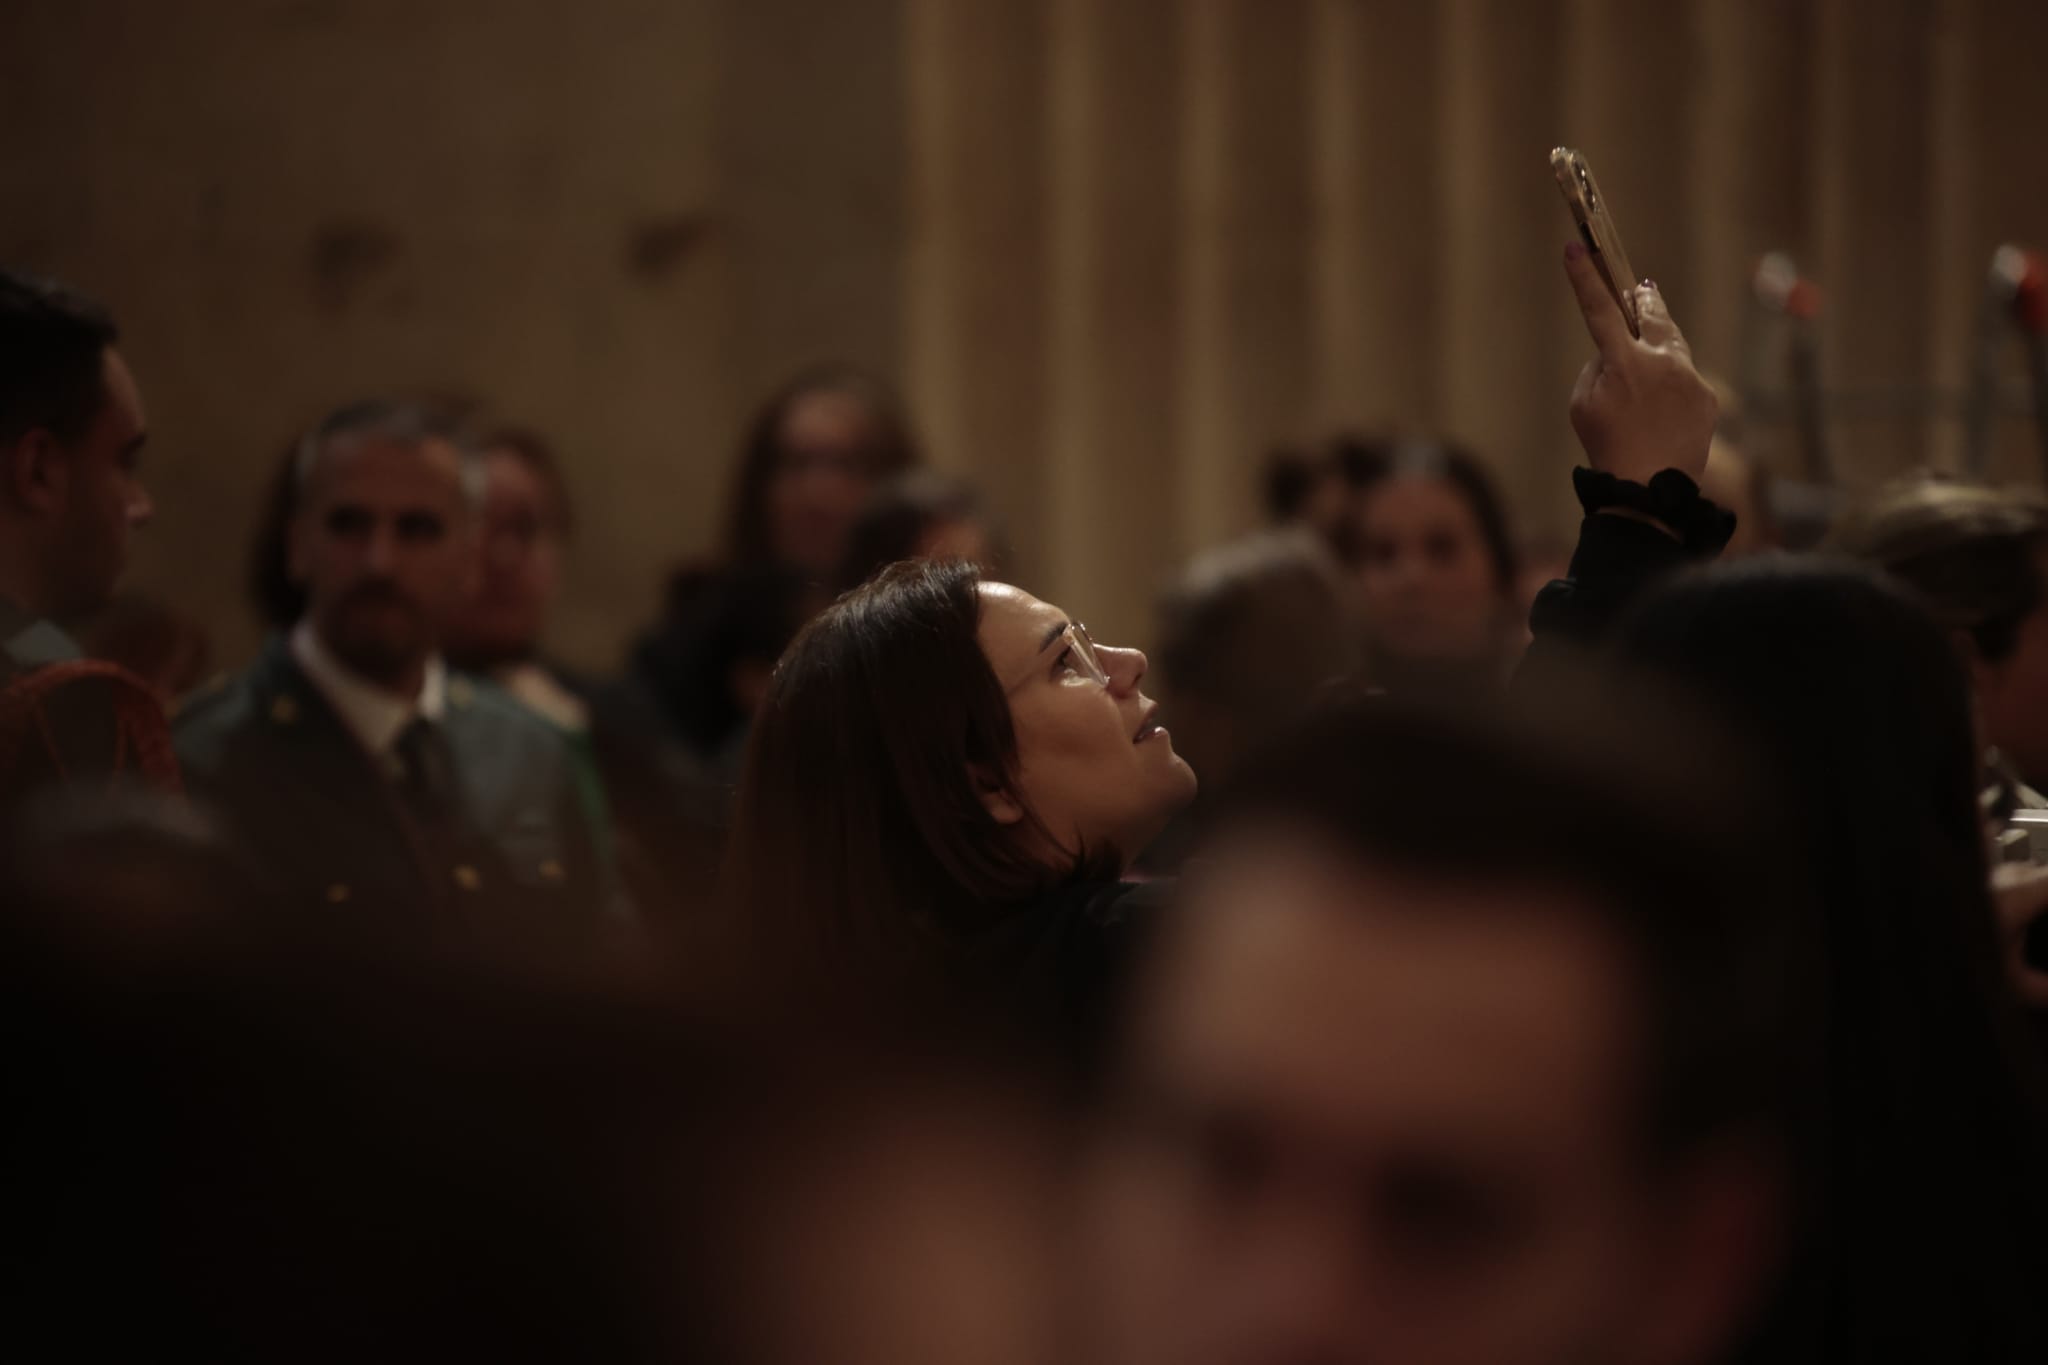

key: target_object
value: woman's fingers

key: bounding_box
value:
[1633,282,1686,352]
[1563,241,1634,356]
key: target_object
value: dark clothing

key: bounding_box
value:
[619,562,808,774]
[1361,648,1514,704]
[967,878,1167,1080]
[506,658,732,926]
[0,601,179,815]
[173,637,613,933]
[1523,510,1704,668]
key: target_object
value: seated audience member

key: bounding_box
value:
[1138,530,1358,875]
[0,266,175,810]
[1832,479,2048,810]
[1348,437,1523,696]
[834,469,1002,594]
[443,426,585,722]
[443,424,723,920]
[728,241,1724,1064]
[1088,699,1801,1365]
[725,364,924,584]
[624,366,919,771]
[1607,556,2048,1364]
[174,401,618,930]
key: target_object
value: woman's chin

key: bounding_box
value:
[1158,743,1199,801]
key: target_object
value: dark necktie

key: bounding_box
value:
[391,716,460,849]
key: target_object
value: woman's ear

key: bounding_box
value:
[970,764,1026,826]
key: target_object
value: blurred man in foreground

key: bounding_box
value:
[1088,700,1796,1365]
[0,266,174,809]
[175,401,616,930]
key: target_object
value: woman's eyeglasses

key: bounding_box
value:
[1059,623,1110,687]
[1008,622,1110,692]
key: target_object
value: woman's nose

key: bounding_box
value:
[1102,644,1148,695]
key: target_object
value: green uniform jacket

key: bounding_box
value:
[174,636,616,931]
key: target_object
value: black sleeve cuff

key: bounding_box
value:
[1572,467,1737,558]
[1526,513,1695,651]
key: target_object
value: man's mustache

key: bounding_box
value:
[339,580,421,613]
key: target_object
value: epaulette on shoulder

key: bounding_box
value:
[445,672,543,730]
[169,670,247,729]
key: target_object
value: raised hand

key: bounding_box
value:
[1562,241,1717,488]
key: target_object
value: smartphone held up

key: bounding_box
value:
[1550,147,1641,338]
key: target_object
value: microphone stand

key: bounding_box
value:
[1964,244,2048,483]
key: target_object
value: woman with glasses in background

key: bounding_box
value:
[724,561,1196,1068]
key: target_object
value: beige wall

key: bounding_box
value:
[5,0,2048,667]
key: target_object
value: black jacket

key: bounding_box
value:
[1523,509,1706,673]
[966,877,1168,1078]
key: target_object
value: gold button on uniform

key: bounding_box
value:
[537,859,564,884]
[452,864,482,892]
[269,695,299,725]
[325,882,351,904]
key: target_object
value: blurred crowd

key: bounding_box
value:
[6,235,2048,1365]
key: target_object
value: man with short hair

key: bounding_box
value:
[175,401,617,929]
[0,266,174,809]
[1087,701,1798,1365]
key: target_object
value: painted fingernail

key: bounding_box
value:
[1565,240,1586,262]
[1640,277,1657,290]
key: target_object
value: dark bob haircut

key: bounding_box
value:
[724,559,1103,962]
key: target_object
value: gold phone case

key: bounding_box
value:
[1550,147,1641,338]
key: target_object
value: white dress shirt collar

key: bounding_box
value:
[289,621,447,758]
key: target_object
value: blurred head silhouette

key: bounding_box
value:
[0,267,151,624]
[1090,695,1798,1365]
